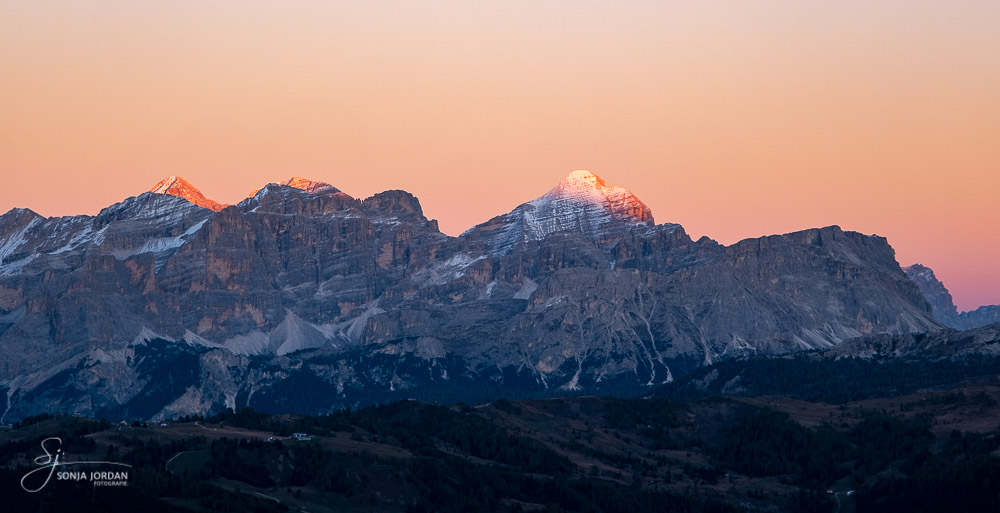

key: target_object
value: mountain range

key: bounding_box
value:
[0,170,992,422]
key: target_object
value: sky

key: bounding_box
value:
[1,1,998,311]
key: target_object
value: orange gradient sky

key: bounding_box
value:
[2,1,999,310]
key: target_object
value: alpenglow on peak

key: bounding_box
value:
[463,170,654,253]
[280,176,340,194]
[538,170,654,224]
[560,169,603,187]
[148,176,228,212]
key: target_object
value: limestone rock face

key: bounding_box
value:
[959,306,1000,329]
[0,172,943,421]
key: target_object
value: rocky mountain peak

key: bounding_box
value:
[904,263,1000,330]
[904,263,959,325]
[246,177,343,199]
[904,263,936,283]
[539,170,653,223]
[281,176,340,194]
[149,176,227,212]
[460,170,656,253]
[362,190,424,216]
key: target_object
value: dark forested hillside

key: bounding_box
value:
[3,371,1000,513]
[659,354,1000,403]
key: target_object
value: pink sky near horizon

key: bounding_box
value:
[1,1,998,311]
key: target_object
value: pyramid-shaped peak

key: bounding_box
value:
[148,176,227,211]
[540,171,652,223]
[461,170,655,253]
[150,176,187,194]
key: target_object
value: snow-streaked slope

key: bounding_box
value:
[463,170,654,254]
[0,214,41,265]
[110,218,208,261]
[0,193,213,277]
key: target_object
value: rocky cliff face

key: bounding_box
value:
[0,171,942,421]
[904,264,959,326]
[959,306,1000,329]
[904,263,1000,330]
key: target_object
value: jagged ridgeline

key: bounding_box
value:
[0,171,945,421]
[905,263,1000,329]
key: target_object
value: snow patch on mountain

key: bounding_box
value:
[412,253,487,286]
[50,226,95,254]
[0,253,39,276]
[110,219,207,260]
[101,193,206,223]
